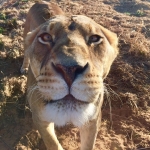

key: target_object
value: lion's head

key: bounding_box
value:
[26,15,118,127]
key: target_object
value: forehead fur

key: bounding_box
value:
[47,15,96,24]
[42,15,99,33]
[71,15,96,25]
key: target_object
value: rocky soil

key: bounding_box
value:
[0,0,150,150]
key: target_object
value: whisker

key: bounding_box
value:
[30,94,43,107]
[35,74,41,79]
[27,84,38,99]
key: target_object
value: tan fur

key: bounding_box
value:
[21,1,64,73]
[22,1,118,150]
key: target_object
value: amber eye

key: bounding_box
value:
[38,33,53,44]
[89,35,102,44]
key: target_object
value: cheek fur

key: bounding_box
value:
[33,41,51,63]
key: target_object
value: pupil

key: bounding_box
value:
[93,36,96,41]
[44,34,50,41]
[92,36,97,42]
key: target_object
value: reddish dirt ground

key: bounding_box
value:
[0,0,150,150]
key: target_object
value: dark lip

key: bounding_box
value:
[45,94,89,104]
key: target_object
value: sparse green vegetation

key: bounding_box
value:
[0,13,6,20]
[0,18,18,35]
[135,8,145,17]
[125,12,130,16]
[0,27,4,34]
[0,39,4,50]
[6,18,18,30]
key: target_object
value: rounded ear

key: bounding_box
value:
[99,25,119,55]
[24,26,41,50]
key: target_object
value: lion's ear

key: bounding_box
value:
[98,25,119,79]
[24,26,41,49]
[99,25,118,54]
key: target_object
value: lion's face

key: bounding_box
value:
[26,15,118,127]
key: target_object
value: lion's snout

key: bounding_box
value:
[52,62,88,88]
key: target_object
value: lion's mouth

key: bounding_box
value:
[45,94,89,104]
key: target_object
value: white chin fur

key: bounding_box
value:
[40,102,96,127]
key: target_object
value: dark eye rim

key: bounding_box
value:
[88,34,102,44]
[38,32,53,42]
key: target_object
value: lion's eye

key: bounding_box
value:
[89,35,102,44]
[38,33,53,44]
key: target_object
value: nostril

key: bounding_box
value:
[52,63,66,78]
[52,63,88,88]
[74,63,88,79]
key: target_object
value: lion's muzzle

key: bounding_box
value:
[52,62,88,88]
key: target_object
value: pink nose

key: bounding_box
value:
[52,63,88,88]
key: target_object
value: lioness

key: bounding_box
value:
[21,1,118,150]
